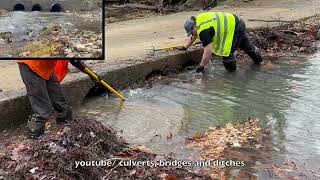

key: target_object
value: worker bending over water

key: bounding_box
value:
[181,12,262,73]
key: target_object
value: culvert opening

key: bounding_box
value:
[85,84,113,99]
[32,4,42,11]
[51,3,62,12]
[13,4,25,11]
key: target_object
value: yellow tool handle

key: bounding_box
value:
[84,67,126,101]
[159,41,201,51]
[160,44,184,50]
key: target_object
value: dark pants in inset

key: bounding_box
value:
[222,18,261,72]
[18,63,71,132]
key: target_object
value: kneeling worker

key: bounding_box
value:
[17,60,86,138]
[182,12,262,72]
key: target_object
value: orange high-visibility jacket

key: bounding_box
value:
[17,60,69,82]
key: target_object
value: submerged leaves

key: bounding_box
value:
[187,119,263,178]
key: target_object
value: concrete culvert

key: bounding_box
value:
[32,4,42,11]
[51,3,62,12]
[13,4,25,11]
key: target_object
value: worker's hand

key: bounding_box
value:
[196,65,205,73]
[177,46,188,51]
[69,60,86,72]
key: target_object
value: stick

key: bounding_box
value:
[279,30,299,36]
[103,163,121,179]
[112,3,159,11]
[247,19,292,23]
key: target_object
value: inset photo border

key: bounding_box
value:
[0,0,105,60]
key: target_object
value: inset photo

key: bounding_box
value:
[0,0,104,59]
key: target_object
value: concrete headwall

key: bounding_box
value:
[0,49,203,130]
[1,0,99,11]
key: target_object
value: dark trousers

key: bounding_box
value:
[222,18,261,72]
[18,63,71,132]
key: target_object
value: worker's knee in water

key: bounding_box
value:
[251,46,263,64]
[223,60,237,72]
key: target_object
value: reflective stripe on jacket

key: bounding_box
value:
[196,12,236,57]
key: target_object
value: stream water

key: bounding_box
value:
[0,11,102,56]
[80,53,320,178]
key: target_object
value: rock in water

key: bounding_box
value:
[64,48,72,55]
[0,9,8,16]
[75,44,86,52]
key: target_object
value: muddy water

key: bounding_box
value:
[80,53,320,176]
[0,11,102,56]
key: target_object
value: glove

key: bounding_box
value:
[69,60,86,72]
[196,65,205,73]
[177,46,188,50]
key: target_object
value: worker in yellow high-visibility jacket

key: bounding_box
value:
[181,12,262,72]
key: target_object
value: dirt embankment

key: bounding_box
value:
[106,0,221,23]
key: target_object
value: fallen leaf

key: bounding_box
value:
[157,172,168,179]
[231,141,241,148]
[135,145,151,153]
[129,169,136,176]
[29,167,39,174]
[90,131,96,138]
[195,132,204,140]
[166,175,177,180]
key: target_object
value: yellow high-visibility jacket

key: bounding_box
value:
[196,12,236,57]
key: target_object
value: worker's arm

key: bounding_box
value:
[185,34,197,49]
[196,28,215,73]
[178,35,198,50]
[196,43,212,73]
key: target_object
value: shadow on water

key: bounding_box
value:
[80,53,320,177]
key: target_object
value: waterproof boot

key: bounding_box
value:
[27,117,45,139]
[56,108,73,124]
[248,46,262,64]
[222,56,237,72]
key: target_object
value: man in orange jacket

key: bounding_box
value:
[17,60,84,138]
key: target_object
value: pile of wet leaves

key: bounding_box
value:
[17,24,102,58]
[187,118,265,178]
[0,116,209,179]
[265,160,320,179]
[248,15,320,57]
